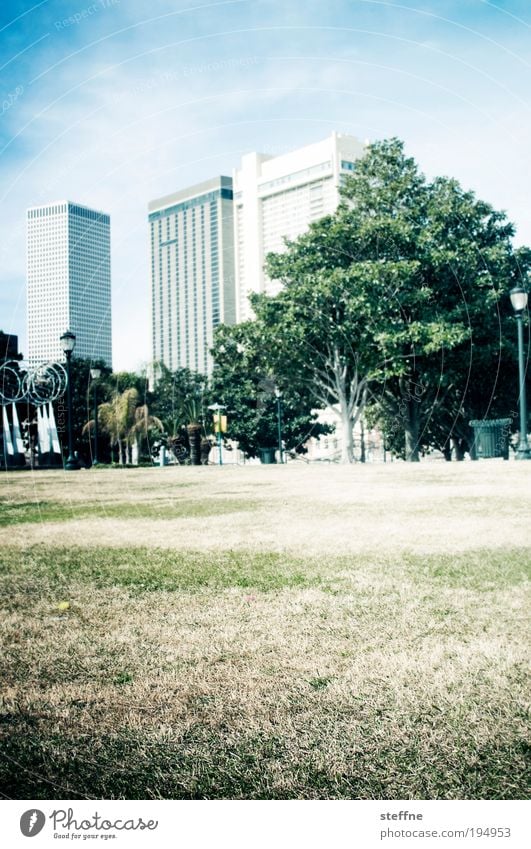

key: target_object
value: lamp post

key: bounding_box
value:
[509,287,530,460]
[274,387,284,464]
[90,367,101,466]
[60,330,79,470]
[208,403,226,465]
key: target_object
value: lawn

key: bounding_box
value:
[0,462,529,799]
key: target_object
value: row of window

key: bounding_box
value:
[148,189,232,222]
[28,205,68,218]
[27,205,109,224]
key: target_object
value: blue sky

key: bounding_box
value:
[1,0,531,370]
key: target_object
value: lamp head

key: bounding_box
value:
[60,330,76,354]
[90,367,102,380]
[510,287,528,314]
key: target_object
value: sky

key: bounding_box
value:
[1,0,531,371]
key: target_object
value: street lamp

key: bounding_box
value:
[274,387,284,464]
[90,367,102,466]
[208,403,226,465]
[509,286,530,460]
[60,330,79,470]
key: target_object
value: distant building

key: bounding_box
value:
[149,176,236,375]
[0,332,20,363]
[233,132,366,320]
[27,201,112,366]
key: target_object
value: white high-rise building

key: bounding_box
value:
[27,201,112,365]
[149,176,235,375]
[233,132,366,321]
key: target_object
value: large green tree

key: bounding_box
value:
[210,322,330,459]
[261,139,530,461]
[362,170,530,459]
[251,266,381,462]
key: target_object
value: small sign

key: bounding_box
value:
[213,415,227,433]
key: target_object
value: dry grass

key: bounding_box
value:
[1,462,530,554]
[0,463,530,799]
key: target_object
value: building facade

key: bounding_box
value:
[27,201,112,366]
[149,176,235,375]
[233,132,366,321]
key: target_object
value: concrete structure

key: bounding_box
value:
[233,132,366,320]
[27,201,112,366]
[149,176,235,375]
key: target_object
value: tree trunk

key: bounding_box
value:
[404,396,420,462]
[187,423,202,466]
[452,437,465,461]
[200,438,212,465]
[340,410,354,463]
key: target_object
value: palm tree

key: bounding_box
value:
[84,388,162,465]
[98,387,137,464]
[183,396,205,466]
[127,401,163,464]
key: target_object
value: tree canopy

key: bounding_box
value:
[210,321,331,458]
[256,138,530,461]
[148,362,208,437]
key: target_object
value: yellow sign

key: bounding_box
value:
[213,415,227,433]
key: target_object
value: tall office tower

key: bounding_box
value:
[27,201,112,365]
[233,132,366,321]
[149,176,235,375]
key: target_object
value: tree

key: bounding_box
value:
[148,363,209,464]
[262,139,531,461]
[127,399,163,463]
[362,170,531,459]
[148,362,208,438]
[61,357,112,462]
[92,387,162,464]
[210,322,331,459]
[112,370,148,396]
[251,267,380,463]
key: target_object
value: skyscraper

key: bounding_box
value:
[233,132,366,321]
[149,176,235,375]
[27,201,112,366]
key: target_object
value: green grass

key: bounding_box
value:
[0,545,324,594]
[3,726,526,800]
[0,497,258,526]
[1,544,528,595]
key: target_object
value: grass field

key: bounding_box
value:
[0,462,529,799]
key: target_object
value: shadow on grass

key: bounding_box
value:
[1,720,528,800]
